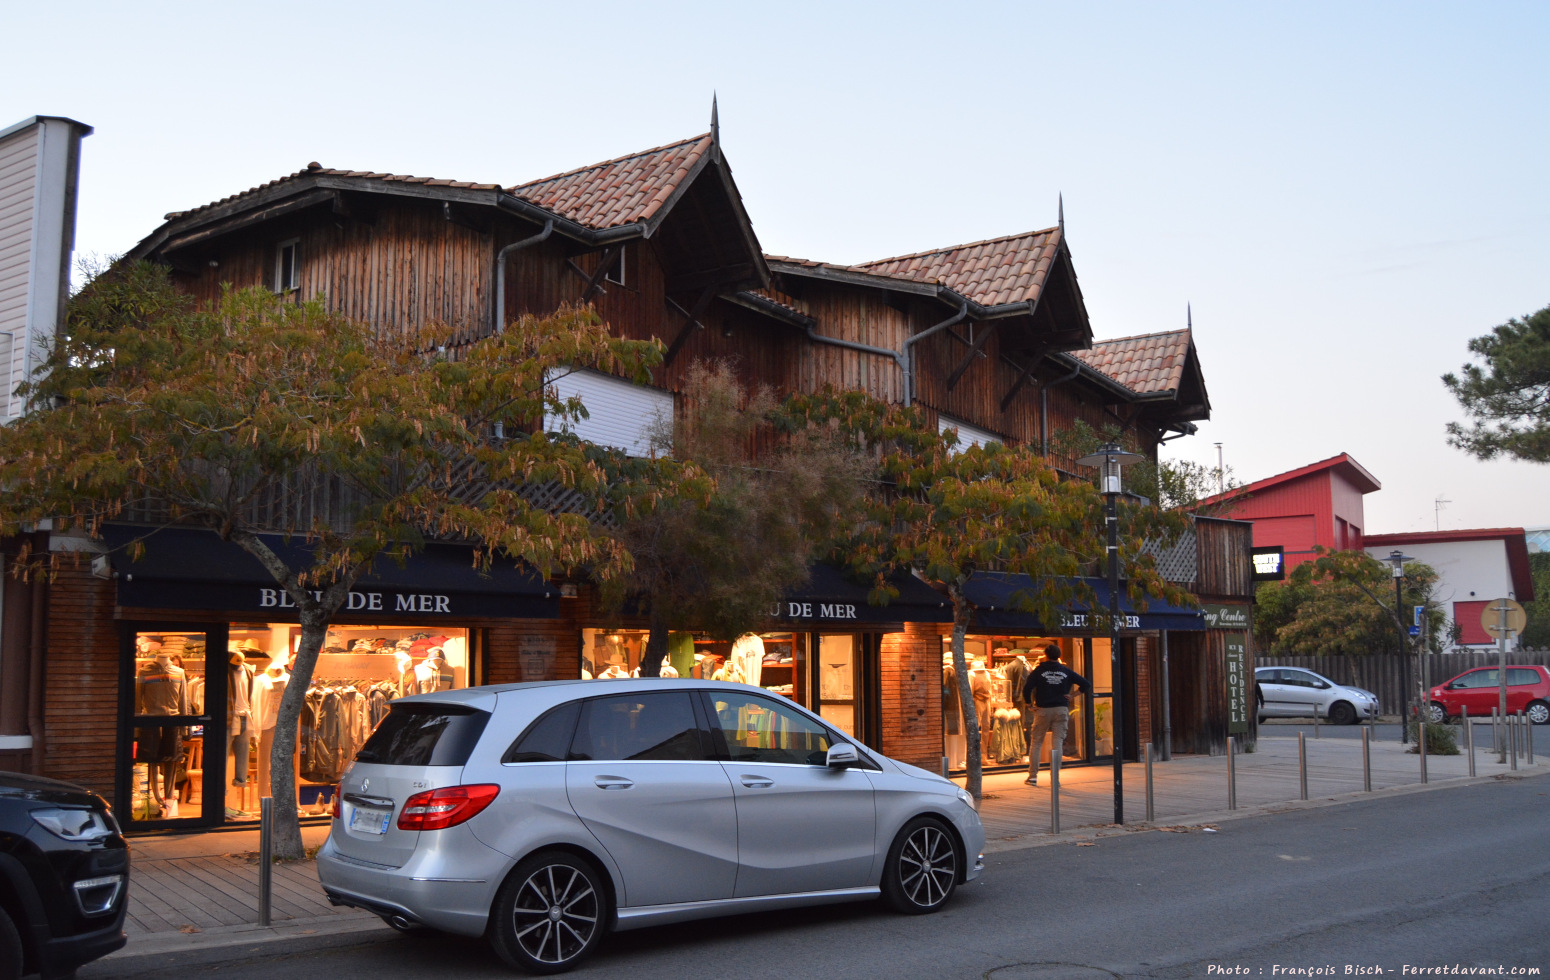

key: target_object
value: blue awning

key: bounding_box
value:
[772,564,953,626]
[962,572,1204,632]
[102,525,559,619]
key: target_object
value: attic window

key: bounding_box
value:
[275,239,300,293]
[603,246,625,286]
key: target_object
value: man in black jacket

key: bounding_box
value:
[1021,644,1092,786]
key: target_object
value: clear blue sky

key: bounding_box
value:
[6,1,1547,533]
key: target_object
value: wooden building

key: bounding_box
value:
[2,114,1254,830]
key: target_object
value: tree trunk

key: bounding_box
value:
[639,603,667,678]
[268,609,329,862]
[948,584,982,800]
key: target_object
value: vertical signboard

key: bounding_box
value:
[1225,634,1249,734]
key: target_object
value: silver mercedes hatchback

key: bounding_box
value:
[316,679,985,974]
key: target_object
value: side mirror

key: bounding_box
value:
[826,743,859,769]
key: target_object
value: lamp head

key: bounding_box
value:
[1385,549,1413,578]
[1075,442,1143,495]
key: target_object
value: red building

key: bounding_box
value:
[1203,453,1381,569]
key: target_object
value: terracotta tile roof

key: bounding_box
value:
[1073,329,1192,396]
[855,227,1062,308]
[508,134,714,230]
[164,163,502,220]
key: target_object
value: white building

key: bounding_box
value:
[1364,529,1534,651]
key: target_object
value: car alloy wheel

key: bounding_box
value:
[489,852,606,974]
[1527,700,1550,726]
[883,817,958,914]
[1426,702,1448,724]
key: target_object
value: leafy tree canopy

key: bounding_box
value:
[779,389,1192,798]
[0,262,685,857]
[1255,549,1442,657]
[1444,303,1550,462]
[1519,551,1550,650]
[1049,419,1246,513]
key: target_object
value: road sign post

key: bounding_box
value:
[1483,599,1526,764]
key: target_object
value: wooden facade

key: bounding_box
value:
[4,128,1249,814]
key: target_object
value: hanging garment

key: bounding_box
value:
[970,668,992,746]
[299,688,336,783]
[667,632,696,679]
[251,670,288,732]
[942,664,960,736]
[1003,657,1030,709]
[729,634,765,688]
[135,660,188,716]
[414,656,456,694]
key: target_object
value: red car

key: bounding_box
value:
[1426,665,1550,725]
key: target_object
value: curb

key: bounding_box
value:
[980,765,1547,854]
[80,913,394,978]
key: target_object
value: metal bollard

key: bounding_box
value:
[1465,707,1475,777]
[1227,736,1237,810]
[1298,732,1308,800]
[1493,707,1502,758]
[1527,713,1534,765]
[258,797,273,927]
[941,756,949,779]
[1518,712,1527,760]
[1361,726,1372,791]
[1419,722,1427,784]
[1144,742,1155,823]
[1049,751,1061,835]
[1511,713,1519,771]
[1313,704,1320,739]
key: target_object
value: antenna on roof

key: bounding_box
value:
[1187,302,1193,330]
[710,92,719,144]
[1058,193,1064,233]
[1435,493,1451,531]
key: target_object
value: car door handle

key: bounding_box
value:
[739,775,775,789]
[593,776,633,790]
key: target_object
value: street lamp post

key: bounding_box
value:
[1382,550,1414,743]
[1077,442,1143,825]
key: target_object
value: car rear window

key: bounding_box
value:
[503,702,581,764]
[355,703,490,767]
[1508,668,1543,686]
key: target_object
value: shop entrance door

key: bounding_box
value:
[118,626,228,830]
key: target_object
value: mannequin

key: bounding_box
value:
[969,658,993,761]
[942,654,966,770]
[729,634,765,688]
[413,647,455,694]
[251,659,289,797]
[135,639,187,818]
[394,650,415,697]
[226,651,255,814]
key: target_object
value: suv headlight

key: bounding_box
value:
[31,808,116,842]
[956,788,976,809]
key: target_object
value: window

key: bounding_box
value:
[503,702,580,763]
[603,246,625,286]
[355,704,490,767]
[707,691,834,766]
[1454,670,1497,690]
[1508,668,1542,687]
[570,693,707,761]
[544,367,673,458]
[937,415,1001,453]
[275,239,300,293]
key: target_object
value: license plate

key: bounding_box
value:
[349,806,391,836]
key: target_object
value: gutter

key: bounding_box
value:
[801,300,968,408]
[27,532,45,774]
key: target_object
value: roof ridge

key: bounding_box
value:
[857,225,1061,269]
[510,132,712,192]
[1086,328,1191,347]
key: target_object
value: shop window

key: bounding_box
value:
[942,634,1089,773]
[579,628,799,699]
[127,630,208,825]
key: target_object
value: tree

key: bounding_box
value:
[1255,550,1441,658]
[1519,552,1550,650]
[1444,303,1550,462]
[0,263,675,859]
[594,360,867,675]
[781,391,1191,799]
[1050,420,1246,513]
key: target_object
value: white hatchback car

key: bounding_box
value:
[317,680,985,974]
[1256,667,1380,724]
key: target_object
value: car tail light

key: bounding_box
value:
[329,786,340,820]
[397,784,500,831]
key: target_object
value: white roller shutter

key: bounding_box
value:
[938,414,1001,452]
[544,367,673,457]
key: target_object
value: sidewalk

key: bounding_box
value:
[85,727,1548,976]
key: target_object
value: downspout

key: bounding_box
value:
[27,532,45,775]
[493,218,554,335]
[901,301,969,407]
[1041,358,1083,458]
[802,296,969,407]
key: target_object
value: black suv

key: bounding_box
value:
[0,772,128,980]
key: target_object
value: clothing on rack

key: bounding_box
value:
[989,708,1026,764]
[729,634,764,688]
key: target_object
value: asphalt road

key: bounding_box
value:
[97,773,1550,980]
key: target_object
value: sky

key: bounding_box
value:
[6,1,1548,533]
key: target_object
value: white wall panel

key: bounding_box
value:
[544,367,673,458]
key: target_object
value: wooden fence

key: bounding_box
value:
[1257,650,1550,716]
